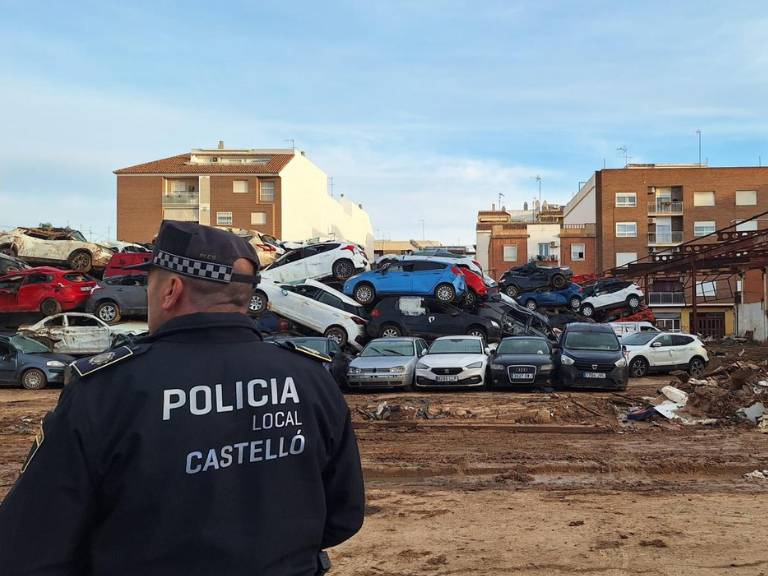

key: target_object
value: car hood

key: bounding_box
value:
[561,349,622,362]
[19,351,75,365]
[493,353,553,366]
[350,356,416,369]
[420,353,486,367]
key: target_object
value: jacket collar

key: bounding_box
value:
[146,312,262,343]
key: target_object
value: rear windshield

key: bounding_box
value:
[621,332,657,346]
[286,338,327,355]
[361,341,415,357]
[64,273,90,283]
[497,339,549,355]
[564,331,620,351]
[429,339,483,355]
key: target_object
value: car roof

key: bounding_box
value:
[369,337,420,342]
[433,335,483,341]
[501,336,548,341]
[563,322,615,333]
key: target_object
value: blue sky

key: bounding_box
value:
[1,0,767,244]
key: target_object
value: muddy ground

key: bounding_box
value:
[1,375,766,575]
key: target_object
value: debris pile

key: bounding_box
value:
[356,400,478,422]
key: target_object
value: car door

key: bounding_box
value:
[397,297,429,337]
[120,275,148,313]
[265,250,308,283]
[18,272,54,311]
[424,301,462,339]
[63,315,111,354]
[375,263,412,294]
[0,340,17,383]
[670,335,695,366]
[0,276,23,311]
[411,261,445,294]
[39,315,68,352]
[647,334,675,367]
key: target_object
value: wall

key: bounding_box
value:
[487,228,529,280]
[279,153,374,254]
[737,302,768,341]
[526,224,561,263]
[116,175,164,242]
[560,235,597,275]
[209,176,281,237]
[563,175,597,225]
[475,230,490,272]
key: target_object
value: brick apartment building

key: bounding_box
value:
[114,144,374,251]
[564,164,768,336]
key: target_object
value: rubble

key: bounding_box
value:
[743,469,768,482]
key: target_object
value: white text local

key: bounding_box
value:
[163,377,300,421]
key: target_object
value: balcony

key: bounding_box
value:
[163,191,199,207]
[648,292,686,306]
[648,231,683,245]
[648,200,683,215]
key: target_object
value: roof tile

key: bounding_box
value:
[114,153,294,175]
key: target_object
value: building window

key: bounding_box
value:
[615,192,636,207]
[537,243,550,258]
[233,180,249,194]
[216,211,233,225]
[615,222,637,238]
[260,181,275,202]
[656,314,681,332]
[694,191,715,206]
[736,190,757,206]
[616,252,637,267]
[571,243,585,261]
[736,219,758,232]
[251,212,267,225]
[696,281,716,297]
[694,221,716,237]
[503,245,518,262]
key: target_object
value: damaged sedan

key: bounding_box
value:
[0,227,115,273]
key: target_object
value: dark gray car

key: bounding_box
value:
[0,334,74,389]
[86,275,148,324]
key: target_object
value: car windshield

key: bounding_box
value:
[71,230,87,242]
[621,332,658,346]
[497,339,549,355]
[564,331,620,351]
[429,339,483,355]
[10,335,51,353]
[361,342,415,357]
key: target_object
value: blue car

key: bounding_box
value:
[344,260,466,305]
[515,283,583,312]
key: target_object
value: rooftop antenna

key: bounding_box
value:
[617,145,630,167]
[695,130,702,166]
[498,192,505,210]
[284,139,295,150]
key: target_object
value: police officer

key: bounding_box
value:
[0,221,365,575]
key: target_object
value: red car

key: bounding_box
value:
[459,268,488,307]
[104,252,152,278]
[0,267,97,316]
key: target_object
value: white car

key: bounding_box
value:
[610,321,659,339]
[579,280,644,318]
[19,312,112,356]
[261,242,369,283]
[622,331,708,378]
[249,280,368,350]
[378,254,484,277]
[414,335,489,388]
[0,227,115,273]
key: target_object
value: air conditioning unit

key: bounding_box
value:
[549,241,557,248]
[211,157,219,163]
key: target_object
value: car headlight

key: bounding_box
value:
[561,355,575,366]
[389,366,407,374]
[615,358,627,368]
[416,362,429,370]
[540,363,554,371]
[490,363,505,370]
[46,361,66,368]
[347,367,362,375]
[490,320,500,328]
[465,361,484,369]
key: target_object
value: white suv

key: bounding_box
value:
[622,331,708,377]
[579,279,643,318]
[261,242,369,283]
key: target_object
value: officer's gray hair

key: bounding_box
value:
[184,258,254,310]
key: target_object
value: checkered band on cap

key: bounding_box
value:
[154,250,233,283]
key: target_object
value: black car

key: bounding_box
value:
[488,337,554,388]
[547,311,595,332]
[554,323,628,390]
[0,253,28,275]
[366,296,502,342]
[0,334,74,389]
[85,274,148,324]
[477,295,555,340]
[265,336,352,387]
[499,262,573,297]
[252,311,301,336]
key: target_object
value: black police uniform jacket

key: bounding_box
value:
[0,313,365,575]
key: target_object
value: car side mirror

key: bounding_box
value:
[281,289,289,296]
[485,347,492,355]
[622,345,627,352]
[420,349,427,357]
[651,341,662,347]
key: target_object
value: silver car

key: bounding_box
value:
[346,337,428,389]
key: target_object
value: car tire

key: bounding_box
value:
[551,274,567,289]
[40,298,61,317]
[505,285,519,298]
[580,303,595,318]
[466,325,487,340]
[332,259,355,280]
[569,296,581,310]
[68,250,93,273]
[249,291,268,315]
[95,301,121,324]
[463,291,477,308]
[380,323,402,338]
[688,356,705,377]
[21,368,47,390]
[434,283,456,303]
[324,325,348,347]
[629,357,649,378]
[626,294,641,310]
[353,283,376,305]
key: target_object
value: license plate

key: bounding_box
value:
[583,372,606,379]
[512,373,533,380]
[81,287,92,292]
[436,375,459,382]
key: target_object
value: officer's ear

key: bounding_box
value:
[156,272,186,311]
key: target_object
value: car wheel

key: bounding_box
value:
[40,298,61,317]
[353,283,376,305]
[551,274,567,289]
[324,326,348,347]
[569,296,581,311]
[332,259,355,280]
[463,291,477,308]
[68,250,93,273]
[688,356,705,377]
[435,283,456,303]
[380,323,402,338]
[21,368,47,390]
[505,285,519,298]
[249,291,268,315]
[627,294,641,310]
[629,357,648,378]
[466,325,487,339]
[580,303,595,318]
[95,301,121,324]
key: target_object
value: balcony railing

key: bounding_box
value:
[648,200,683,214]
[648,231,684,244]
[648,292,686,305]
[163,191,200,206]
